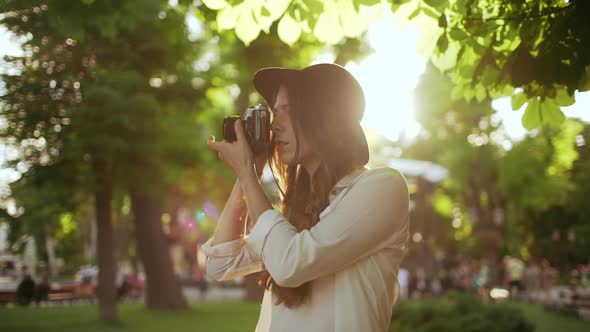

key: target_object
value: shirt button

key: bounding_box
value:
[331,190,338,195]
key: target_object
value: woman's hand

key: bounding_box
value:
[207,120,257,179]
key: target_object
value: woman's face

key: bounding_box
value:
[271,84,314,167]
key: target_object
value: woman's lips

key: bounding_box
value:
[277,141,288,151]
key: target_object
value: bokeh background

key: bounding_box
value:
[0,0,589,331]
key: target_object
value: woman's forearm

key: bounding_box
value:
[209,179,248,246]
[240,168,273,225]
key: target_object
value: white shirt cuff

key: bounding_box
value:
[201,237,245,258]
[245,209,282,258]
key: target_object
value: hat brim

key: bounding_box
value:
[253,67,299,107]
[351,121,370,165]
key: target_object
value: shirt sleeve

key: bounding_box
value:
[244,167,410,287]
[201,237,263,281]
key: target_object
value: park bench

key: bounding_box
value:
[47,291,75,304]
[0,281,95,306]
[573,288,590,321]
[541,286,590,321]
[0,291,16,305]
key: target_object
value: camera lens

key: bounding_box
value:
[222,115,240,142]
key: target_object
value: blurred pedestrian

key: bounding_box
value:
[523,260,541,295]
[475,259,490,301]
[117,274,131,301]
[34,272,50,305]
[504,255,525,299]
[541,259,557,291]
[15,265,35,306]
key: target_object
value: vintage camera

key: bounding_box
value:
[222,103,271,154]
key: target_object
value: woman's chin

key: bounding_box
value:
[280,153,296,166]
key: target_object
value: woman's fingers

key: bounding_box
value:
[207,136,225,154]
[207,140,220,151]
[207,123,253,176]
[234,119,247,143]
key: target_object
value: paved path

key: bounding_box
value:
[182,286,245,302]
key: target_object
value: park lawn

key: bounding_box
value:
[0,301,260,332]
[508,302,590,332]
[0,300,589,332]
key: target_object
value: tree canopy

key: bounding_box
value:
[405,59,589,268]
[201,0,590,129]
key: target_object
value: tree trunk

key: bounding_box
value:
[131,191,187,310]
[44,226,58,279]
[95,173,119,322]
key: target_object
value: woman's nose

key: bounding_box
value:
[271,117,281,132]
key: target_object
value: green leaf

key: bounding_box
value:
[260,6,271,17]
[522,98,541,129]
[451,85,463,100]
[540,100,565,126]
[301,0,324,13]
[423,0,448,10]
[456,0,468,12]
[432,40,459,71]
[463,86,475,101]
[217,4,240,30]
[360,0,381,5]
[438,14,447,28]
[449,27,468,41]
[235,8,261,45]
[390,0,405,13]
[503,85,515,96]
[278,12,302,46]
[421,6,440,19]
[354,0,381,11]
[554,87,575,106]
[408,8,421,20]
[482,20,498,32]
[489,87,503,99]
[511,92,527,110]
[314,11,342,44]
[437,32,448,53]
[480,67,499,86]
[353,0,361,11]
[254,0,289,33]
[201,0,228,10]
[265,0,291,19]
[475,85,486,102]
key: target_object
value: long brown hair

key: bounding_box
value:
[259,74,368,308]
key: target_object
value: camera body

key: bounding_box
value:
[222,103,271,154]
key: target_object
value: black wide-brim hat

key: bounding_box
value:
[253,63,369,165]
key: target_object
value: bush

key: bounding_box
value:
[391,294,535,332]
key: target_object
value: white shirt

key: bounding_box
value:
[202,167,410,332]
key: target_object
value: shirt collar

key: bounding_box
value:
[333,166,368,189]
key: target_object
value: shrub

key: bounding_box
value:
[391,294,535,332]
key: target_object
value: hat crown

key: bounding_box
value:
[253,63,365,122]
[299,63,365,121]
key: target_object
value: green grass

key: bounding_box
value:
[0,300,588,332]
[507,303,590,332]
[0,301,260,332]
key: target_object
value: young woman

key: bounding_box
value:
[205,63,410,332]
